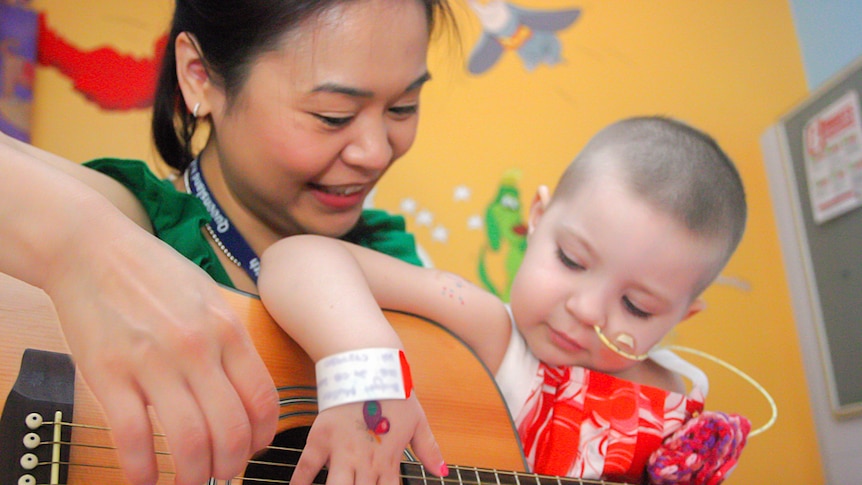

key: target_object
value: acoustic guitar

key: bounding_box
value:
[0,275,632,484]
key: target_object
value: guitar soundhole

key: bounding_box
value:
[244,427,319,484]
[244,428,427,485]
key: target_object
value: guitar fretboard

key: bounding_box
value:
[400,462,632,485]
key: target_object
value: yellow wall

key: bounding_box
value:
[29,0,822,483]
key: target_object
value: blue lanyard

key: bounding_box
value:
[185,159,260,282]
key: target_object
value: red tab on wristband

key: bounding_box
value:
[400,349,413,398]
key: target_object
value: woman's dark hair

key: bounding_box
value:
[152,0,454,171]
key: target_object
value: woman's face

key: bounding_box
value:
[202,0,431,240]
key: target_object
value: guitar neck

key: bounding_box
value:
[400,462,633,485]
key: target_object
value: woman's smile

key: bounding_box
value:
[309,182,370,210]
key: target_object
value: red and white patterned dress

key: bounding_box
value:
[495,313,708,483]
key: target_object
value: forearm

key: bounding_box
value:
[258,235,403,362]
[0,138,111,288]
[0,134,156,291]
[260,234,512,369]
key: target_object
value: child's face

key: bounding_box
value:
[508,172,717,374]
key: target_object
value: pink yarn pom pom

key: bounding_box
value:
[647,411,751,485]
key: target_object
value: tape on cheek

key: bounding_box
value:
[315,348,414,412]
[593,325,650,361]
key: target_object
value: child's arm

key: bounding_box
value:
[259,234,513,379]
[257,234,512,485]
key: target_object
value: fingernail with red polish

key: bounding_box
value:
[440,463,449,477]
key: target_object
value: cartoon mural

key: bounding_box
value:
[478,169,527,301]
[37,14,165,111]
[467,0,580,75]
[0,2,37,141]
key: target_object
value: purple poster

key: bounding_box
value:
[0,3,38,142]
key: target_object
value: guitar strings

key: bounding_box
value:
[41,384,633,485]
[32,456,626,485]
[33,459,627,485]
[37,358,764,485]
[31,429,624,485]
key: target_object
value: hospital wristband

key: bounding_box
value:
[315,348,414,412]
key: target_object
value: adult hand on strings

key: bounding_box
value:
[2,130,279,485]
[43,204,279,485]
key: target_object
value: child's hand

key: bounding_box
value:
[646,411,751,485]
[290,396,447,485]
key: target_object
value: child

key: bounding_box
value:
[258,116,750,484]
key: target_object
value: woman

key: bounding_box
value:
[0,0,453,483]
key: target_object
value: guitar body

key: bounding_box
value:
[0,274,526,484]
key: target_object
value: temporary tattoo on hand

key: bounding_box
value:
[363,400,390,443]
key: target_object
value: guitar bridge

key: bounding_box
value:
[0,349,75,485]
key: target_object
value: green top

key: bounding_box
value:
[85,158,422,288]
